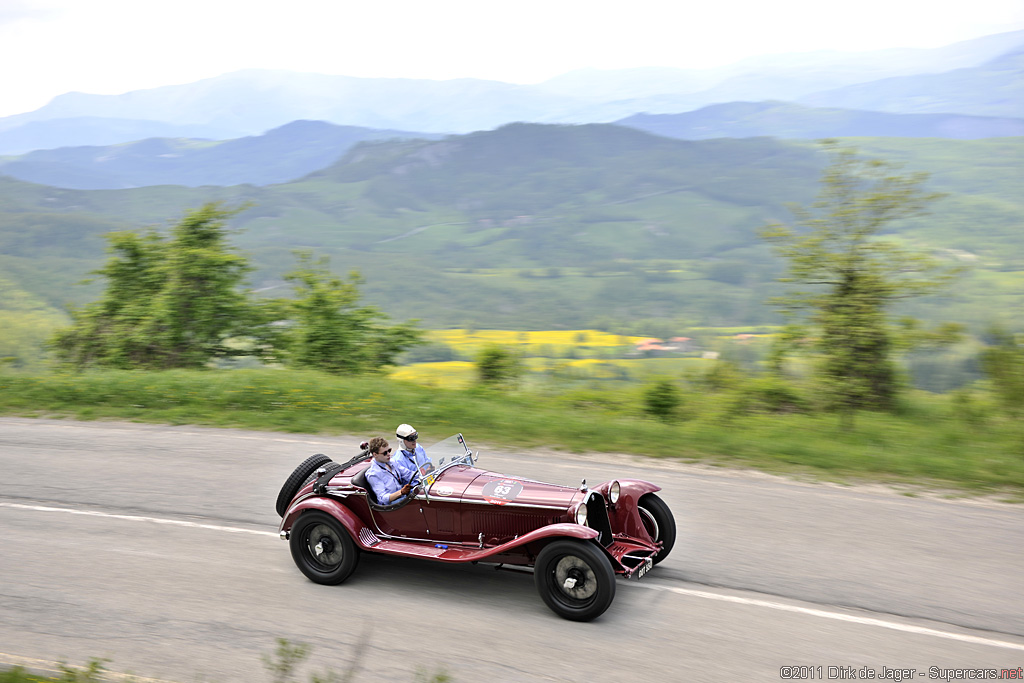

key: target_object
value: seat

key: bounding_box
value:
[350,467,378,505]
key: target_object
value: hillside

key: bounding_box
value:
[0,121,438,189]
[617,102,1024,140]
[0,117,237,156]
[0,126,1020,334]
[799,48,1024,117]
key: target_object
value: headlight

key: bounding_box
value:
[574,502,588,525]
[609,481,621,505]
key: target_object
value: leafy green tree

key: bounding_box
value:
[642,378,681,421]
[53,203,257,369]
[475,344,523,385]
[762,143,958,425]
[980,328,1024,416]
[282,251,421,374]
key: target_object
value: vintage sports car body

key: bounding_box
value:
[276,434,676,621]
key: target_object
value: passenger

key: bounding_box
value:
[365,437,416,505]
[393,423,434,477]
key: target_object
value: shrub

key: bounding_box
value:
[475,345,523,385]
[643,379,681,421]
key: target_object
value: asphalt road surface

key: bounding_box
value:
[1,417,1022,682]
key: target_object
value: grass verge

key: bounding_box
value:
[0,368,1021,497]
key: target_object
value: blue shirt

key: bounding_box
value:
[365,458,416,506]
[393,444,432,478]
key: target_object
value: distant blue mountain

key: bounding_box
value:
[617,102,1024,140]
[799,48,1024,117]
[0,120,439,189]
[0,29,1020,155]
[0,117,236,155]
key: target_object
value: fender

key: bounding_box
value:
[280,496,367,544]
[593,478,662,543]
[593,478,661,500]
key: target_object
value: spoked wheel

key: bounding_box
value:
[289,511,359,585]
[534,540,615,621]
[638,493,676,564]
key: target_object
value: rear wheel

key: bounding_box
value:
[276,453,333,517]
[289,511,359,585]
[534,540,615,621]
[638,493,676,564]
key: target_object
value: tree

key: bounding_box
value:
[761,143,958,424]
[53,203,257,369]
[282,251,421,374]
[643,379,681,421]
[52,205,419,374]
[980,327,1024,416]
[475,344,523,386]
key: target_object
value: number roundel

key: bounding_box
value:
[482,478,523,505]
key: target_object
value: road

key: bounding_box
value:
[1,417,1021,682]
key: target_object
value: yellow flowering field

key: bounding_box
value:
[427,329,648,356]
[390,361,477,389]
[391,356,714,388]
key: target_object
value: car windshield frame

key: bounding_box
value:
[422,433,476,483]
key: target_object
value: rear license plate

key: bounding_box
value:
[635,556,654,579]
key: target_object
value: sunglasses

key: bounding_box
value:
[402,433,418,441]
[377,447,392,455]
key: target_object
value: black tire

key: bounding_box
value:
[276,453,333,517]
[534,540,616,622]
[289,511,360,585]
[638,493,676,564]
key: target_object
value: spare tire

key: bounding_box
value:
[276,453,333,517]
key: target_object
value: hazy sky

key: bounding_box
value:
[2,0,1023,117]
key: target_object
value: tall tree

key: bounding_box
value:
[980,327,1024,416]
[53,203,257,369]
[762,143,958,423]
[282,251,421,374]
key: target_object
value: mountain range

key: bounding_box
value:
[2,103,1021,191]
[0,29,1021,155]
[1,124,1020,333]
[0,121,440,189]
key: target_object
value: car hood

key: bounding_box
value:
[431,466,583,510]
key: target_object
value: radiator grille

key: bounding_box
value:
[470,510,551,537]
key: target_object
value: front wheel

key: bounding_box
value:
[289,511,359,585]
[534,540,616,621]
[638,493,676,564]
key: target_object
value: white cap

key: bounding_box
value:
[396,423,417,439]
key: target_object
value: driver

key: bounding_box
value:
[365,437,417,505]
[392,423,433,478]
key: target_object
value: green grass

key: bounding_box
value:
[2,368,1021,496]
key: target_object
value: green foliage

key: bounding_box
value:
[0,659,110,683]
[48,206,420,374]
[698,361,746,392]
[643,379,682,421]
[263,638,310,683]
[475,345,523,385]
[980,328,1024,415]
[762,143,959,419]
[52,203,257,370]
[280,251,422,374]
[741,375,810,414]
[1,368,1022,491]
[0,134,1021,333]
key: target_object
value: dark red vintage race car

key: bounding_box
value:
[276,434,676,621]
